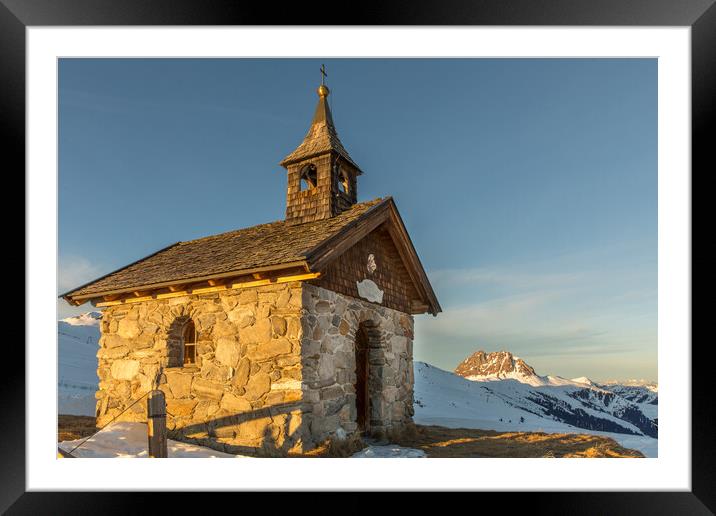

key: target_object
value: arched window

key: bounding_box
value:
[299,164,317,191]
[337,166,350,194]
[182,320,197,366]
[167,317,198,368]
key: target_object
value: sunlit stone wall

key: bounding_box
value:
[95,281,414,455]
[300,284,414,445]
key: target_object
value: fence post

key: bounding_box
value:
[147,390,167,458]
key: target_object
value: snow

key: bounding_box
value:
[601,383,659,422]
[58,314,101,416]
[465,370,598,389]
[351,446,426,458]
[607,433,658,458]
[465,371,548,387]
[414,362,658,457]
[61,311,102,326]
[605,379,658,391]
[636,403,658,422]
[58,422,249,458]
[459,362,658,439]
[417,363,581,434]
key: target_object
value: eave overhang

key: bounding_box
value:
[62,198,441,316]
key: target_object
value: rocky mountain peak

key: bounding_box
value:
[454,350,537,379]
[61,311,102,327]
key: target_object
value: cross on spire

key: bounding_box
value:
[320,64,328,85]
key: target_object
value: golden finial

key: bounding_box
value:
[318,64,330,97]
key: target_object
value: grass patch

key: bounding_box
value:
[58,415,97,442]
[391,425,644,458]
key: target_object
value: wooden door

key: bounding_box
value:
[355,326,369,432]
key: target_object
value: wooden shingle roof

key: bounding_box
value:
[63,198,385,299]
[279,85,361,172]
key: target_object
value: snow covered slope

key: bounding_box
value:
[601,383,658,422]
[453,351,657,438]
[58,312,101,416]
[414,361,658,457]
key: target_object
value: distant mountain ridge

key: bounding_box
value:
[455,350,657,389]
[62,311,102,326]
[452,350,658,439]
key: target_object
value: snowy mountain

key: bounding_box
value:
[450,350,658,439]
[58,312,101,415]
[62,311,102,326]
[452,351,658,438]
[598,383,658,422]
[454,350,628,389]
[414,360,658,457]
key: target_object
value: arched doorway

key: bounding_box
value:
[354,325,370,432]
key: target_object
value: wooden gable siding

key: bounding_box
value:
[311,223,419,314]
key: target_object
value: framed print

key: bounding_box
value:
[5,0,714,512]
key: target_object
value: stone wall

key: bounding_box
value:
[96,282,307,455]
[95,281,414,455]
[300,283,414,444]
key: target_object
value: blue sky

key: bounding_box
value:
[58,58,657,382]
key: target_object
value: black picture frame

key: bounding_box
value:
[5,0,712,512]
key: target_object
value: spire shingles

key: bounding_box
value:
[279,85,361,173]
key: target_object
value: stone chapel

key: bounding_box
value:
[62,77,441,455]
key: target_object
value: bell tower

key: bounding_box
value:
[280,68,362,225]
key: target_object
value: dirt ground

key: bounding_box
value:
[389,425,644,458]
[58,415,97,442]
[58,415,642,458]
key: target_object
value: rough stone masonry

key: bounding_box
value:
[95,281,414,455]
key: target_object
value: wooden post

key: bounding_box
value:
[147,390,167,458]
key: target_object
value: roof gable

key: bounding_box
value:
[62,197,440,315]
[305,198,441,315]
[62,199,384,300]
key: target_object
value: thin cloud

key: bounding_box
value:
[429,267,583,290]
[57,256,106,319]
[57,256,104,295]
[422,290,566,339]
[415,260,656,380]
